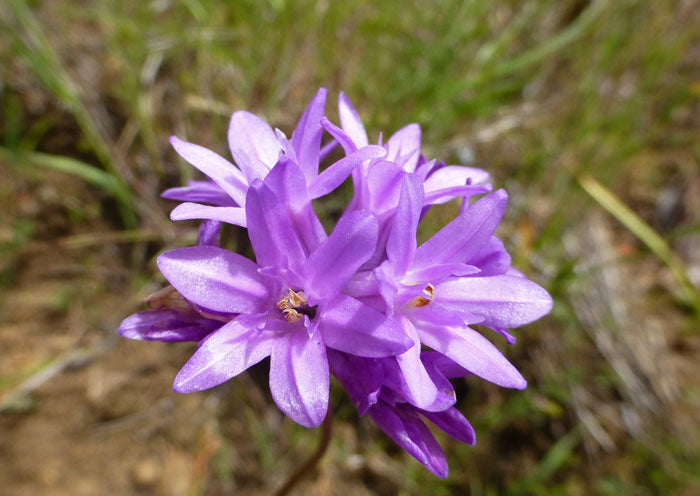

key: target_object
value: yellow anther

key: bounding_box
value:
[407,283,435,308]
[277,289,310,323]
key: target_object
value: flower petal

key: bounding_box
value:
[118,310,218,342]
[170,136,247,205]
[308,145,386,200]
[162,180,237,206]
[320,116,357,155]
[197,220,221,247]
[385,123,421,172]
[170,202,246,227]
[467,236,511,276]
[420,351,471,379]
[435,274,553,328]
[303,210,378,302]
[319,294,412,357]
[423,165,489,193]
[365,161,405,214]
[368,401,448,478]
[173,316,274,393]
[269,328,329,427]
[417,323,526,389]
[390,320,438,409]
[262,158,327,252]
[386,173,423,275]
[338,91,369,148]
[291,88,327,182]
[413,189,508,270]
[327,350,383,416]
[245,179,307,272]
[422,407,476,445]
[157,246,271,314]
[403,262,480,285]
[423,183,492,206]
[228,110,281,181]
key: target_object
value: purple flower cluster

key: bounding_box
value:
[119,89,552,477]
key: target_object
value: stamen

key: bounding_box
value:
[277,289,317,322]
[407,283,435,308]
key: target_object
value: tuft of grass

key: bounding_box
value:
[3,0,137,227]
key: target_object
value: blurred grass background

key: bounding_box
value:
[1,0,699,494]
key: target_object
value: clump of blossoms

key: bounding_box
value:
[119,88,552,477]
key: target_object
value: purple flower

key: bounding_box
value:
[321,92,492,213]
[330,350,476,477]
[343,172,552,410]
[119,89,554,477]
[156,163,412,427]
[162,88,386,251]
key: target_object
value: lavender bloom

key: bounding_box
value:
[344,172,552,410]
[321,92,491,213]
[156,164,412,427]
[330,350,475,477]
[162,88,386,250]
[119,89,554,477]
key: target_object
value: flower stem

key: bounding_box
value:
[273,408,334,496]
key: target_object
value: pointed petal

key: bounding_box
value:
[403,262,480,285]
[393,320,438,409]
[386,173,423,275]
[262,157,310,210]
[197,220,221,247]
[420,351,471,379]
[422,407,476,445]
[417,323,526,389]
[414,158,440,181]
[368,402,448,478]
[118,310,218,342]
[263,158,327,252]
[338,92,369,148]
[467,236,511,276]
[308,145,386,200]
[173,317,274,393]
[385,123,421,172]
[291,88,327,181]
[245,180,306,272]
[423,183,492,206]
[270,329,329,427]
[162,180,237,206]
[319,294,412,357]
[327,350,383,416]
[413,189,508,269]
[423,165,490,194]
[228,111,281,181]
[170,202,246,227]
[303,210,378,302]
[435,274,553,328]
[365,161,405,214]
[170,136,247,205]
[157,246,271,314]
[489,326,517,344]
[320,117,357,155]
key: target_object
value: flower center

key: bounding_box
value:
[406,283,435,308]
[277,289,318,323]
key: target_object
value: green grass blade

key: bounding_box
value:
[579,174,700,313]
[1,147,137,227]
